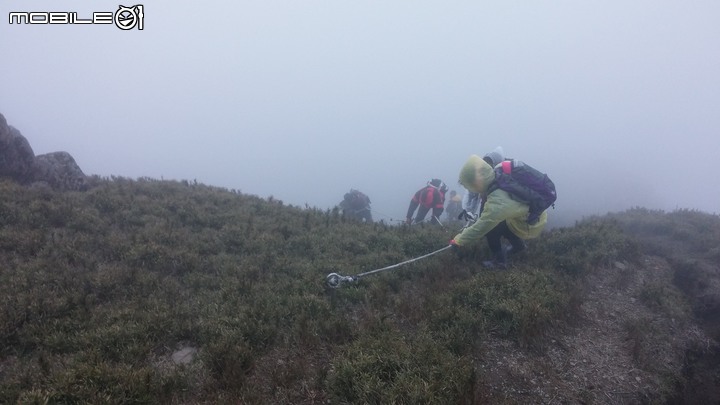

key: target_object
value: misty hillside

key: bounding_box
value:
[1,177,719,404]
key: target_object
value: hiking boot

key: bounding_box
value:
[482,250,507,270]
[482,259,507,270]
[505,241,527,256]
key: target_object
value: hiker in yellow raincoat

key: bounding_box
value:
[450,155,547,268]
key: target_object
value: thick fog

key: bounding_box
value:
[2,1,718,225]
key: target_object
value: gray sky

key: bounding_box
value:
[2,1,718,224]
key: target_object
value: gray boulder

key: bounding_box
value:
[33,151,88,191]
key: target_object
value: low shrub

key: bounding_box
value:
[1,178,717,402]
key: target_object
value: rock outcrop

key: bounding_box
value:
[0,112,87,191]
[0,114,36,183]
[34,151,88,191]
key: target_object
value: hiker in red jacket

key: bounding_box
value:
[406,179,448,225]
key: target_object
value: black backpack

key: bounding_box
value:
[346,190,370,209]
[487,160,557,224]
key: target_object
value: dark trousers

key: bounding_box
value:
[415,206,443,223]
[486,220,524,254]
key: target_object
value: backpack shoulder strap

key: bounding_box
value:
[501,160,512,174]
[486,165,504,195]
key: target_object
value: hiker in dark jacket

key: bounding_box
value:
[339,189,373,222]
[406,179,448,225]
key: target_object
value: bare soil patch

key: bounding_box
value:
[474,256,712,404]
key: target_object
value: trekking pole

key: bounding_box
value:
[325,245,453,288]
[431,215,447,230]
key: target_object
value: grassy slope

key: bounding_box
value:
[0,177,717,403]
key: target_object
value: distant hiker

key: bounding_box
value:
[406,179,448,225]
[450,155,552,269]
[459,147,505,223]
[445,190,463,223]
[340,189,373,222]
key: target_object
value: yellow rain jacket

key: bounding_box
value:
[452,155,547,246]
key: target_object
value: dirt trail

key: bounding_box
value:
[475,256,712,404]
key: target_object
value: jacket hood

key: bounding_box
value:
[483,146,505,167]
[458,155,495,194]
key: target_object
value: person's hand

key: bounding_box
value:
[458,210,476,222]
[406,217,412,225]
[449,239,465,259]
